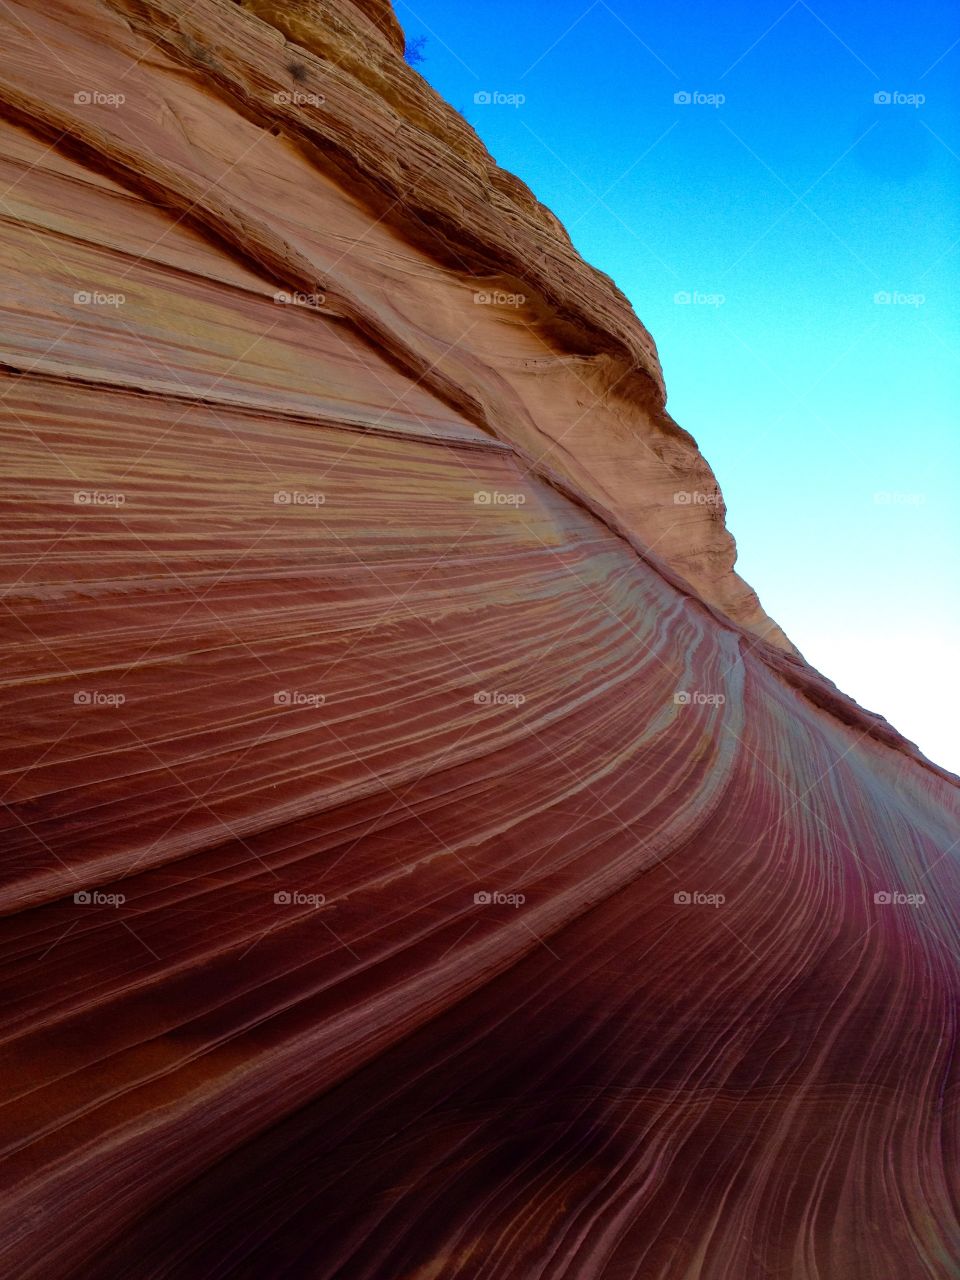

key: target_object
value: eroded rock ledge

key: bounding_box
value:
[2,0,796,647]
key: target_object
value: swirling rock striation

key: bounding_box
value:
[0,1,957,1277]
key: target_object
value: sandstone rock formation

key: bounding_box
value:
[0,1,958,1277]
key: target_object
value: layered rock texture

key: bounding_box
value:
[1,1,958,1277]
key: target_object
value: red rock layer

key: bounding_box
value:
[0,2,958,1278]
[0,0,794,646]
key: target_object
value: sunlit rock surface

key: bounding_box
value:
[0,1,958,1277]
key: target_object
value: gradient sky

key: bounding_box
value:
[397,0,960,773]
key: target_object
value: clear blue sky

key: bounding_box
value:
[398,0,960,773]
